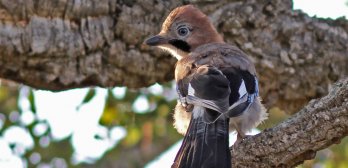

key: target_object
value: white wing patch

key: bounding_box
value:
[238,80,247,98]
[188,83,195,96]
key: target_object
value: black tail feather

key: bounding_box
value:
[172,115,231,168]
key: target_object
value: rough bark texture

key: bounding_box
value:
[0,0,179,91]
[0,0,347,167]
[232,77,348,168]
[0,0,347,113]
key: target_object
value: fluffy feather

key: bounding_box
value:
[144,4,268,168]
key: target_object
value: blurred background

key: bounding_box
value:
[0,0,347,168]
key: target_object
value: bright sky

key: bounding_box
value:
[0,0,348,167]
[293,0,348,19]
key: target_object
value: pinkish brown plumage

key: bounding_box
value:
[161,5,223,49]
[145,5,267,168]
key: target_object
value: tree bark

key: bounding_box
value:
[232,77,348,167]
[0,0,347,167]
[0,0,347,113]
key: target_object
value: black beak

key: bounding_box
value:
[144,35,168,46]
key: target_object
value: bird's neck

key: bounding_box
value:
[171,50,188,60]
[159,46,189,60]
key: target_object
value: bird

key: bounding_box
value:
[144,4,267,168]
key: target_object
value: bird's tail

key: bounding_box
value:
[172,107,231,168]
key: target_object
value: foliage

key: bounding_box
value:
[0,82,347,168]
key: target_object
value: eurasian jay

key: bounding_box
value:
[144,5,267,168]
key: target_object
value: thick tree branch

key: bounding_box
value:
[0,0,347,113]
[232,77,348,167]
[0,0,180,90]
[0,1,347,167]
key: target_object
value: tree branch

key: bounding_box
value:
[0,1,347,167]
[0,0,180,90]
[232,77,348,167]
[0,0,347,113]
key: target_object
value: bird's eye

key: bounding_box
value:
[177,27,189,36]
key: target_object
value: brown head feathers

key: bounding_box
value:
[145,5,224,60]
[161,5,205,32]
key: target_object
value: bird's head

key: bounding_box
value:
[144,5,224,60]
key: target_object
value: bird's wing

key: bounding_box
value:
[219,67,260,118]
[176,65,230,123]
[172,65,231,168]
[191,43,260,118]
[176,43,261,119]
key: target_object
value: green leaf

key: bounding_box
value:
[123,127,141,147]
[0,87,9,101]
[100,107,118,126]
[77,88,96,109]
[28,89,36,114]
[81,89,96,104]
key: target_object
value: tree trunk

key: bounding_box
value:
[0,0,347,167]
